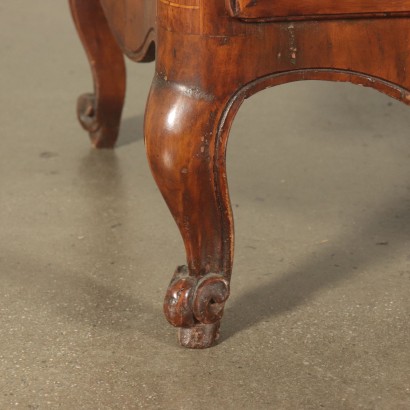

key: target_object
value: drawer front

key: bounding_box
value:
[227,0,410,21]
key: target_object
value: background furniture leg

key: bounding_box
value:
[69,0,126,148]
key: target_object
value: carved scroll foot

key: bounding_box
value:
[69,0,126,148]
[164,266,229,349]
[76,92,123,149]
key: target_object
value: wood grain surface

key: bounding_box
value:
[227,0,410,20]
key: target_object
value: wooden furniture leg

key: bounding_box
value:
[144,75,237,348]
[69,0,126,148]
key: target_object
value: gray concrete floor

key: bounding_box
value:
[1,2,410,409]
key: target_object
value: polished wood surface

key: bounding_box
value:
[227,0,410,20]
[71,0,410,348]
[69,0,126,148]
[100,0,155,61]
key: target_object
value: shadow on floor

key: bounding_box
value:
[116,115,144,147]
[222,193,410,341]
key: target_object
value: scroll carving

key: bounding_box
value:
[164,265,230,329]
[77,93,100,135]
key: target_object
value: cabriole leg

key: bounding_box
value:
[69,0,126,148]
[144,75,234,348]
